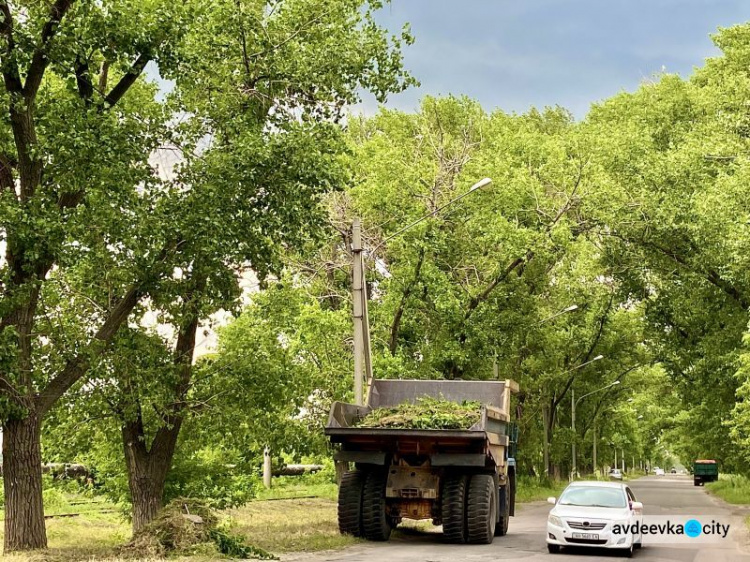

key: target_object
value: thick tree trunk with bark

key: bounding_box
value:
[122,420,182,532]
[2,413,47,551]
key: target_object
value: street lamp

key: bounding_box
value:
[497,304,579,380]
[351,177,493,405]
[537,304,579,326]
[571,369,614,478]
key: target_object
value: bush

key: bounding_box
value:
[165,447,260,509]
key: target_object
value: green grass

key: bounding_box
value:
[228,497,358,553]
[706,474,750,504]
[0,476,351,560]
[253,475,338,502]
[0,512,138,562]
[515,476,568,503]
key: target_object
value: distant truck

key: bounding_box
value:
[693,459,718,486]
[325,378,519,544]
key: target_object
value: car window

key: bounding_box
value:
[558,486,627,508]
[626,488,636,502]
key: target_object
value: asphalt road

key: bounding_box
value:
[288,475,750,562]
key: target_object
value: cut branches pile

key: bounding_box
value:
[123,498,277,560]
[355,396,481,430]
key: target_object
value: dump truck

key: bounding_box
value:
[325,378,519,544]
[693,459,718,486]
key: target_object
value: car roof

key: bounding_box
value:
[565,480,627,490]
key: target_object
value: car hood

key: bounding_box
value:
[551,505,630,520]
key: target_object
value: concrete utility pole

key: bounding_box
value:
[571,388,576,479]
[351,219,373,405]
[592,423,597,474]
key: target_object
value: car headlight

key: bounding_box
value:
[548,514,563,527]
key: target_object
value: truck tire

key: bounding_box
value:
[495,484,509,537]
[467,474,496,544]
[442,473,469,543]
[338,469,365,536]
[362,469,391,541]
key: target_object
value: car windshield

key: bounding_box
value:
[558,486,626,508]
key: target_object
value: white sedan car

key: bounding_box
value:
[547,481,643,556]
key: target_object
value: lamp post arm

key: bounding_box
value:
[575,381,620,407]
[371,178,492,254]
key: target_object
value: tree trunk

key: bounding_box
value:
[2,413,47,551]
[123,421,182,533]
[121,273,203,532]
[128,469,165,533]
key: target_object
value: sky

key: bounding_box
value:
[357,0,750,118]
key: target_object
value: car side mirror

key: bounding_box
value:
[630,501,643,511]
[547,497,556,505]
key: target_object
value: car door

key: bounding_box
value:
[626,487,642,543]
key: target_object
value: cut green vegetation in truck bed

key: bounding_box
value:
[354,396,481,430]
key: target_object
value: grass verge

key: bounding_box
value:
[228,497,358,553]
[515,476,567,503]
[0,477,353,561]
[0,472,602,560]
[706,474,750,504]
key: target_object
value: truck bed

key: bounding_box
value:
[325,379,515,468]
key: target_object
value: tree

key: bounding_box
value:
[581,24,750,471]
[0,0,190,549]
[41,0,414,532]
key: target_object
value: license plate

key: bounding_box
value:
[572,532,599,540]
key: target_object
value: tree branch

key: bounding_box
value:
[98,60,109,92]
[610,231,750,310]
[389,245,425,354]
[551,294,614,412]
[0,152,17,194]
[23,0,74,99]
[103,53,150,108]
[36,284,143,414]
[465,251,532,319]
[0,0,22,93]
[74,53,93,105]
[0,373,25,406]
